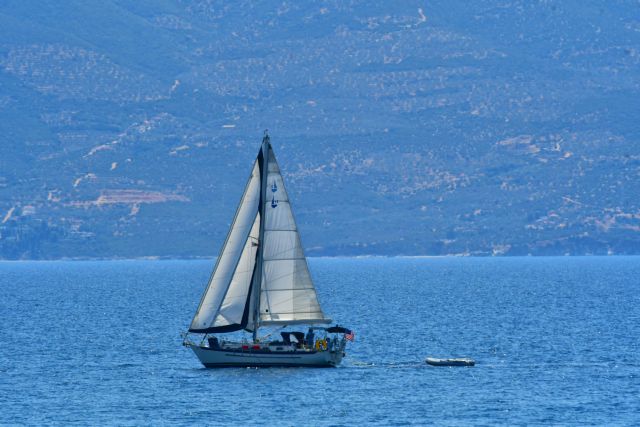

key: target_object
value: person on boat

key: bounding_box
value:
[282,331,305,348]
[207,336,220,349]
[305,328,315,349]
[281,332,291,345]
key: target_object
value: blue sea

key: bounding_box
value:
[1,257,639,425]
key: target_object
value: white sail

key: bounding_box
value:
[215,214,260,329]
[258,146,331,325]
[189,137,331,334]
[189,161,261,332]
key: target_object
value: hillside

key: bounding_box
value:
[0,0,639,259]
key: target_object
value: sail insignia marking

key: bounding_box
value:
[271,196,278,208]
[271,181,278,193]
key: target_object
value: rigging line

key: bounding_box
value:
[260,287,317,308]
[260,262,311,279]
[262,246,304,259]
[261,295,320,310]
[260,239,310,260]
[264,236,300,249]
[260,270,305,284]
[264,232,304,252]
[260,248,307,267]
[259,266,312,283]
[231,266,255,275]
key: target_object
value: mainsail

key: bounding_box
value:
[189,135,330,334]
[259,145,329,325]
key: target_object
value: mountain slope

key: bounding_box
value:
[0,0,639,258]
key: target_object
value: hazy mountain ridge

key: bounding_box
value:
[0,0,638,259]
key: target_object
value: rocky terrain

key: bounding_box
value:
[0,0,639,259]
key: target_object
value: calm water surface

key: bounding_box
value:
[1,257,639,425]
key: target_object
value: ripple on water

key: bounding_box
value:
[1,257,639,425]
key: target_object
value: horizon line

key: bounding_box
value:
[1,254,639,262]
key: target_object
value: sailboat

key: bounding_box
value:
[182,132,353,368]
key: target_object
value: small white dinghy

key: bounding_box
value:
[426,357,475,367]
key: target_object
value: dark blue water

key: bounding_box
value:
[1,257,639,425]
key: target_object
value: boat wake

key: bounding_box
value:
[348,360,426,369]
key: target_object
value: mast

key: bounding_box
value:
[251,130,270,342]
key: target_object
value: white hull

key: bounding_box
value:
[189,345,344,368]
[425,357,475,367]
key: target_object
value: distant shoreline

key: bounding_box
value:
[1,254,638,262]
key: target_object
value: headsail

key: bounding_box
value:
[258,145,331,326]
[189,160,261,333]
